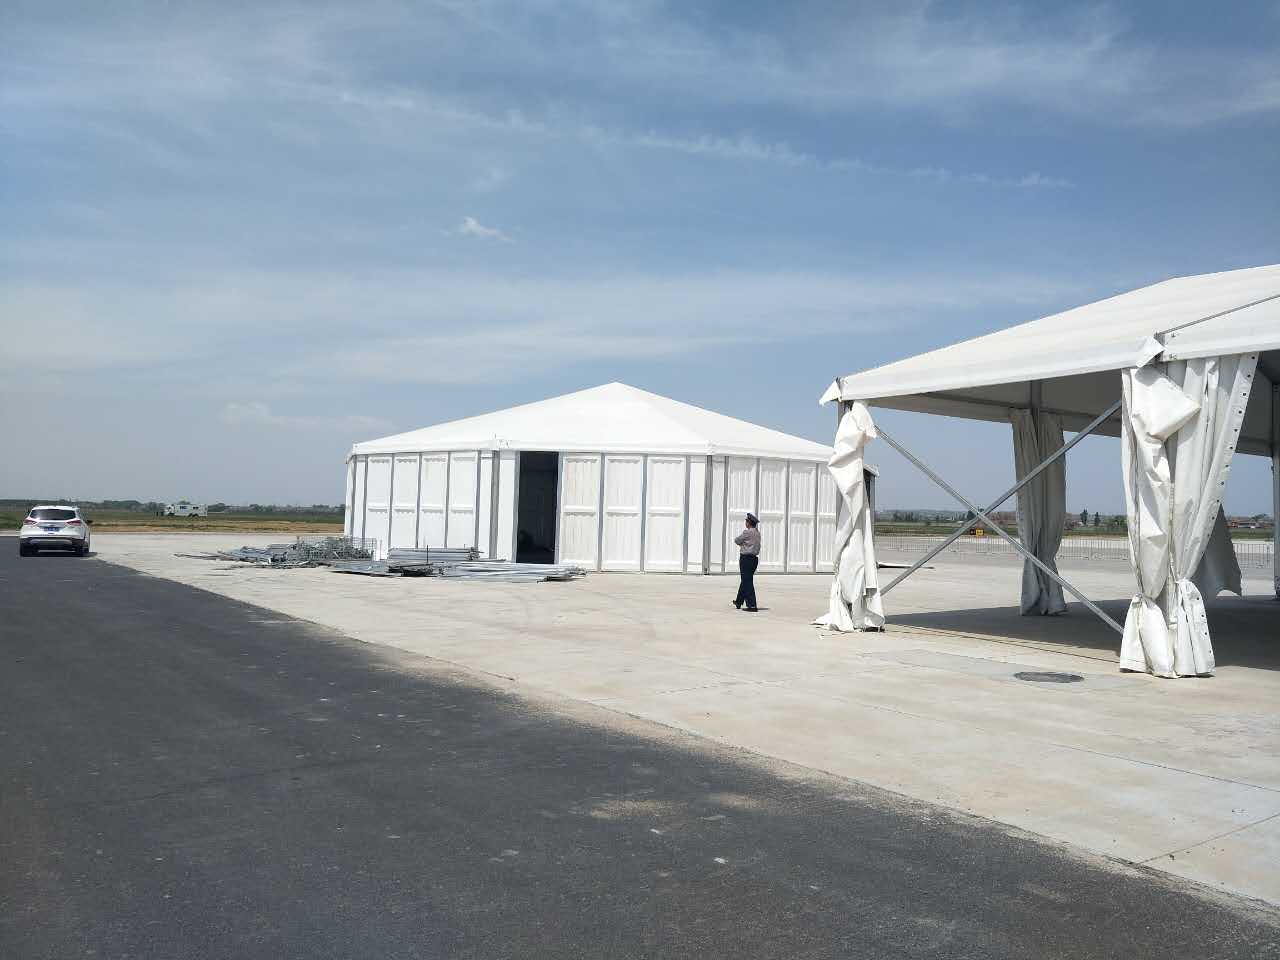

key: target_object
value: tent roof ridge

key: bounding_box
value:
[350,382,834,460]
[1157,290,1280,339]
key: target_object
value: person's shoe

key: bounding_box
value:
[744,606,759,613]
[732,601,742,609]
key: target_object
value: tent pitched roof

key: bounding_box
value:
[822,264,1280,405]
[351,382,833,460]
[819,264,1280,456]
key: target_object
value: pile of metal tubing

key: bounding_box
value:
[181,538,585,583]
[327,547,447,577]
[330,546,586,582]
[430,560,586,582]
[178,536,375,568]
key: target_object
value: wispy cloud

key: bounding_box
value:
[8,3,1272,176]
[220,401,390,433]
[0,4,1104,191]
[903,166,1074,190]
[603,129,1072,188]
[2,266,1087,388]
[470,165,510,193]
[455,216,513,241]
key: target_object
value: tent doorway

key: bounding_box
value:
[516,451,559,563]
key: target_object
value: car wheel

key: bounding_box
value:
[18,542,32,557]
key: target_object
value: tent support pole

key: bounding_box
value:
[488,451,501,560]
[1272,381,1279,600]
[883,399,1121,596]
[702,455,713,575]
[874,425,1125,636]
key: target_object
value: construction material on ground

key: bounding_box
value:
[393,547,477,564]
[430,560,587,582]
[333,552,586,582]
[177,536,375,568]
[328,560,397,576]
[179,538,583,583]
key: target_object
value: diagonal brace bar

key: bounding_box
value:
[883,399,1122,595]
[874,425,1125,636]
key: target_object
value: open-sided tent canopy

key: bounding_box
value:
[345,383,868,575]
[821,265,1280,455]
[820,264,1279,677]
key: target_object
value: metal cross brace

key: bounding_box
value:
[873,420,1126,636]
[882,399,1122,596]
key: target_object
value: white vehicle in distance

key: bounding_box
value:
[164,502,207,517]
[19,504,92,556]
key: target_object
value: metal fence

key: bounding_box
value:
[875,533,1275,569]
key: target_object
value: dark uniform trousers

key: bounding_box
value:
[735,554,758,610]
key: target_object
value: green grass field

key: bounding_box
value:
[83,512,343,534]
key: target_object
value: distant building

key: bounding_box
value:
[344,382,874,572]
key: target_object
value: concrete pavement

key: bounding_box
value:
[4,543,1280,958]
[90,533,1280,906]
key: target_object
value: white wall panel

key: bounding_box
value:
[364,456,392,557]
[417,454,448,548]
[710,457,726,573]
[686,457,707,573]
[343,459,356,537]
[477,453,494,559]
[348,448,840,573]
[816,468,841,572]
[494,451,517,560]
[389,454,419,549]
[787,462,817,572]
[724,457,757,564]
[447,452,479,548]
[644,456,686,572]
[757,458,787,572]
[351,457,367,540]
[602,455,643,571]
[558,454,601,567]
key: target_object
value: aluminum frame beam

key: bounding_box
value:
[874,425,1125,636]
[882,399,1122,595]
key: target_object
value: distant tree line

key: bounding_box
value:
[215,503,344,515]
[1072,509,1127,532]
[875,507,1132,534]
[0,499,344,516]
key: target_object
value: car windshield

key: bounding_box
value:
[31,508,76,521]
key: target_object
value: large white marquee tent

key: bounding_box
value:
[344,383,865,574]
[820,263,1279,678]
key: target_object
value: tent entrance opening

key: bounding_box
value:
[516,451,558,564]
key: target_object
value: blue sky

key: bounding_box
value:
[3,1,1278,511]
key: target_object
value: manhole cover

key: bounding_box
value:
[1015,671,1084,684]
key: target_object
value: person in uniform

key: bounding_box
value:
[732,513,761,612]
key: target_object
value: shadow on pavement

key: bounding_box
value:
[887,596,1280,670]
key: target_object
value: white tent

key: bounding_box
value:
[344,382,868,574]
[822,264,1279,676]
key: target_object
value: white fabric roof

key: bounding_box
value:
[821,264,1280,456]
[351,382,836,461]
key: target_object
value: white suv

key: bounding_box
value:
[19,504,91,556]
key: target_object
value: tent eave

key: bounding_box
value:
[349,439,834,463]
[821,342,1160,407]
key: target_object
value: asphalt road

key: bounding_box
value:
[2,544,1277,959]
